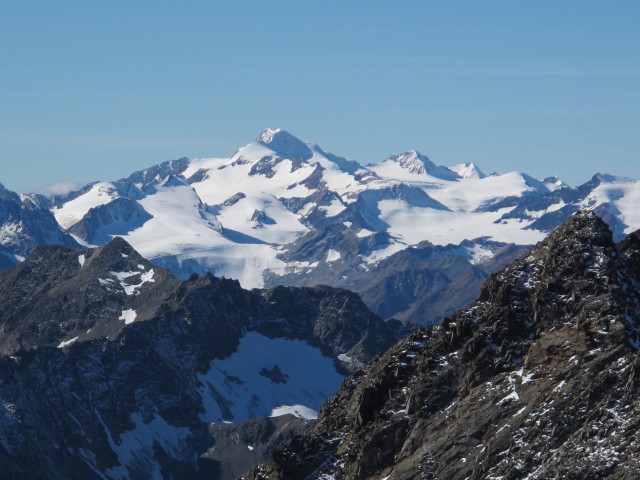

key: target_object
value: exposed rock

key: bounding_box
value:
[204,415,312,480]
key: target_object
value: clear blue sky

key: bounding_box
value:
[1,1,639,193]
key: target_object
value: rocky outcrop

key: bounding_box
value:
[245,211,640,479]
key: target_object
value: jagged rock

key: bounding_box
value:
[244,211,640,479]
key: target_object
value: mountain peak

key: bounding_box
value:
[546,209,612,246]
[256,128,313,160]
[96,235,141,259]
[388,150,436,175]
[449,161,486,179]
[376,150,459,181]
[543,175,568,188]
[594,172,635,183]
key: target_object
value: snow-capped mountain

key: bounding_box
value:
[0,185,79,267]
[246,211,640,479]
[0,237,407,479]
[4,128,640,325]
[48,128,560,282]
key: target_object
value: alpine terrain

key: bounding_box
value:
[0,183,79,268]
[244,211,640,479]
[2,128,639,325]
[0,237,408,479]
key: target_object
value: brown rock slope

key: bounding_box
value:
[244,210,640,479]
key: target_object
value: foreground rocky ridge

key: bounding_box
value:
[245,211,640,479]
[0,238,408,479]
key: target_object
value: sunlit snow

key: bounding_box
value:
[53,182,119,229]
[57,336,79,348]
[118,309,137,324]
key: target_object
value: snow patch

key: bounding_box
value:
[326,249,341,262]
[318,198,346,217]
[109,269,155,295]
[57,336,79,348]
[99,411,190,480]
[118,309,137,324]
[356,228,375,238]
[78,255,85,266]
[270,404,318,419]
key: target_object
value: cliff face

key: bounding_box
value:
[246,211,640,480]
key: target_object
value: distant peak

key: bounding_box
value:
[543,176,568,189]
[257,128,284,143]
[105,236,137,255]
[387,150,437,174]
[543,176,563,184]
[0,182,6,191]
[593,172,635,183]
[450,162,486,179]
[160,174,188,188]
[256,128,313,160]
[379,150,459,181]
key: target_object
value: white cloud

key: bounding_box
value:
[33,180,82,196]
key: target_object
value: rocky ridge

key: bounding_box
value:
[245,211,640,479]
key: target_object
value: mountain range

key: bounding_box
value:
[2,128,640,327]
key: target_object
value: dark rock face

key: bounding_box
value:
[0,238,408,479]
[204,415,312,480]
[245,211,640,479]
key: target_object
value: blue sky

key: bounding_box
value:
[1,1,639,193]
